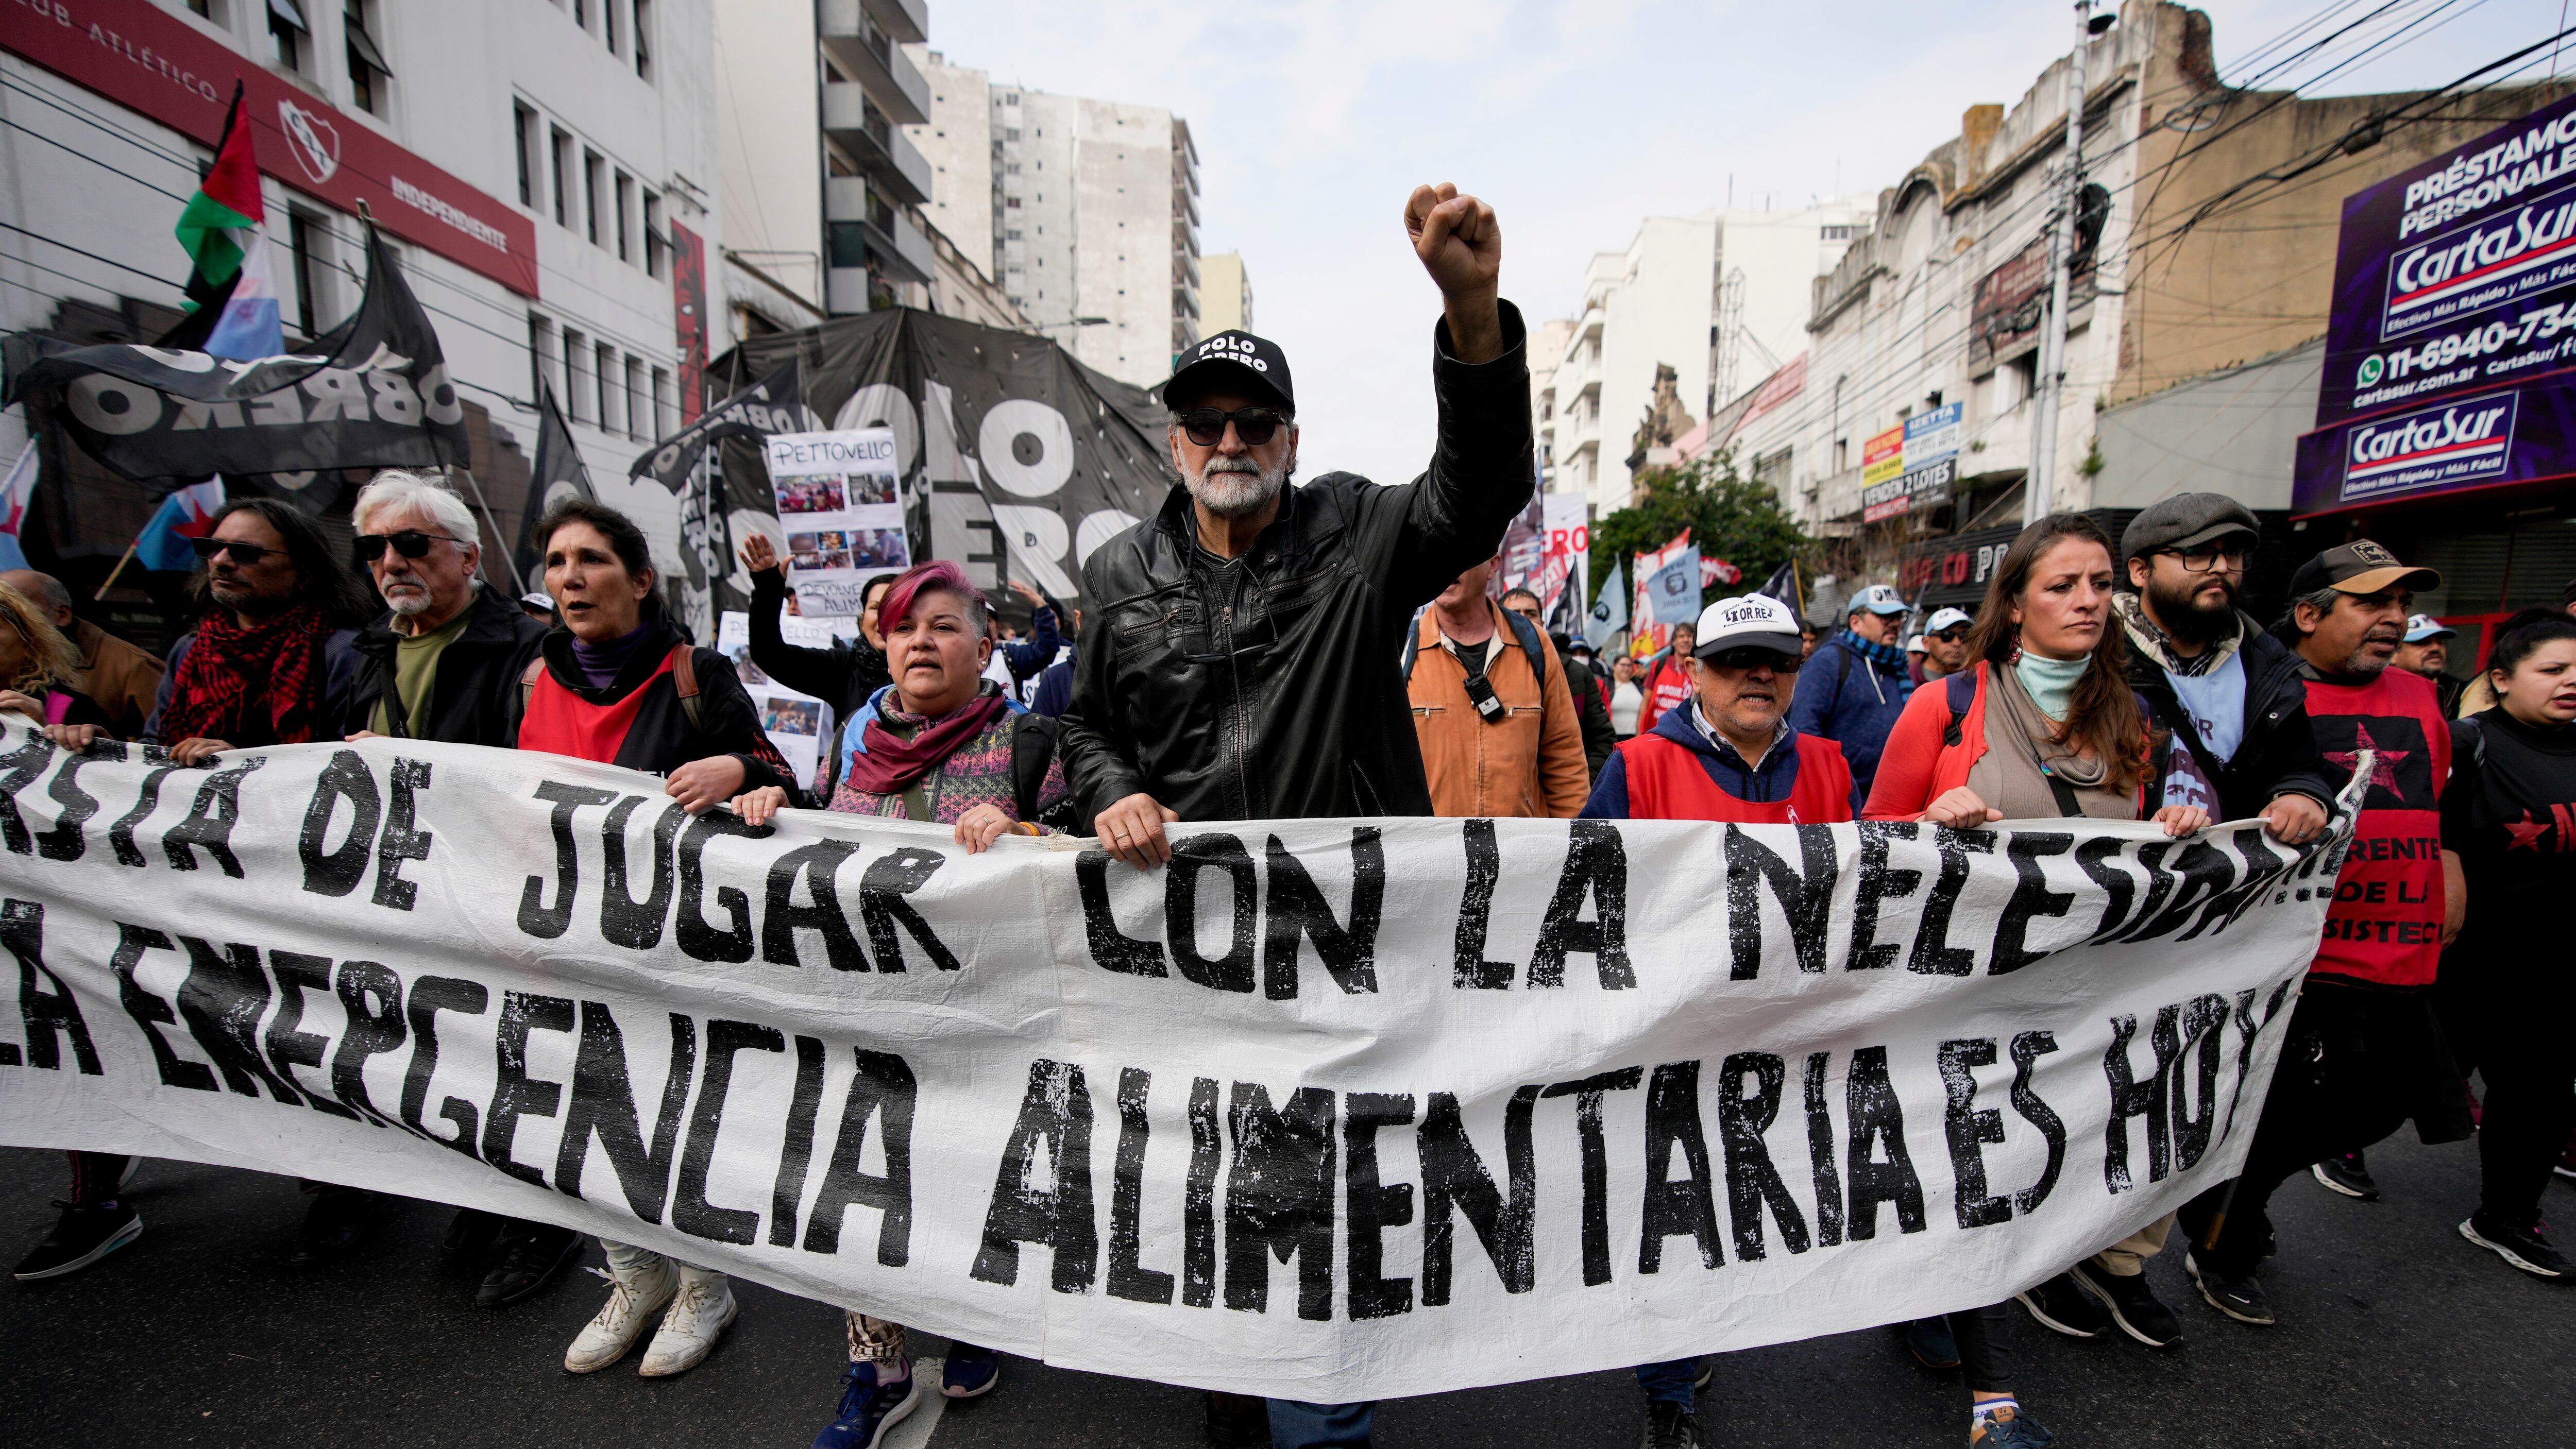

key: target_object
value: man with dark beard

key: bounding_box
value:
[1061,182,1531,1449]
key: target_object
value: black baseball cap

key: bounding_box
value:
[1163,331,1295,413]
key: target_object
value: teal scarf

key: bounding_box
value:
[2014,651,2091,723]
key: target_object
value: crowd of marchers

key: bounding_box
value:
[6,185,2574,1449]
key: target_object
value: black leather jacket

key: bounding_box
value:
[1060,304,1535,822]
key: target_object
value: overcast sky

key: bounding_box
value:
[928,0,2572,490]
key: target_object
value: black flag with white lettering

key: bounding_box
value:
[0,224,468,486]
[516,382,596,589]
[626,359,806,494]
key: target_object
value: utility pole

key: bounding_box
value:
[2027,2,2110,524]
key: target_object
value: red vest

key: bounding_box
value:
[517,648,679,765]
[1620,729,1854,824]
[2302,667,2450,987]
[1641,659,1692,733]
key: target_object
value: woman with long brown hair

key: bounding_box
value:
[1863,513,2209,1446]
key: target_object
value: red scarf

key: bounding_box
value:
[841,686,1011,797]
[162,604,335,746]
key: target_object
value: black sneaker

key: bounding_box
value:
[2311,1152,2380,1201]
[12,1201,142,1281]
[2014,1272,2109,1339]
[477,1222,585,1306]
[1642,1401,1704,1448]
[2185,1249,2275,1324]
[2459,1213,2573,1280]
[287,1188,377,1267]
[1901,1316,1961,1369]
[1203,1390,1270,1448]
[1971,1405,2057,1447]
[2070,1263,2183,1348]
[442,1206,503,1271]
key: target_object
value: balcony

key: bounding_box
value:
[822,83,930,205]
[818,1,928,125]
[863,0,926,44]
[827,177,933,283]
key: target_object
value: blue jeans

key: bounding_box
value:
[1267,1399,1374,1448]
[1634,1357,1701,1407]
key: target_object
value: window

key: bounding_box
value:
[614,172,635,262]
[652,367,674,437]
[633,0,652,79]
[624,356,648,441]
[572,0,587,28]
[564,329,593,424]
[267,0,307,71]
[828,224,867,268]
[595,343,618,435]
[344,2,390,114]
[1005,128,1020,141]
[584,150,606,247]
[188,0,220,18]
[602,0,619,54]
[642,193,666,278]
[288,210,327,337]
[549,127,573,227]
[528,313,557,404]
[513,104,538,209]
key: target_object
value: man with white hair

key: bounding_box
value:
[334,469,564,1308]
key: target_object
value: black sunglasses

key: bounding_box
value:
[189,536,281,566]
[353,530,467,563]
[1698,646,1803,673]
[1175,406,1289,448]
[1930,627,1970,642]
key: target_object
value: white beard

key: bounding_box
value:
[1183,454,1292,518]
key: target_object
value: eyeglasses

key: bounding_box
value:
[1930,627,1970,643]
[188,536,281,566]
[2162,541,2251,574]
[1698,647,1803,673]
[353,530,468,563]
[1175,406,1290,448]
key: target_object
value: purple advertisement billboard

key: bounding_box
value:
[2296,93,2576,516]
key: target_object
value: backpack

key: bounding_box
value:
[1400,606,1549,686]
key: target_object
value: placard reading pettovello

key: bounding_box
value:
[765,428,909,617]
[0,723,2365,1402]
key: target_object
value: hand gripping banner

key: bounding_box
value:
[0,723,2365,1401]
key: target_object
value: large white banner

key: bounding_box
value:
[0,722,2363,1402]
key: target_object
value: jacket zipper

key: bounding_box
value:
[1222,597,1252,816]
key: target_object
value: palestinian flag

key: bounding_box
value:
[170,82,282,361]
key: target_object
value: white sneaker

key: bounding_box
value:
[565,1257,678,1374]
[638,1271,738,1377]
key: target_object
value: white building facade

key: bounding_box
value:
[1,0,724,598]
[909,52,1199,387]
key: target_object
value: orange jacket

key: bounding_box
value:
[1407,602,1590,819]
[1862,660,2150,820]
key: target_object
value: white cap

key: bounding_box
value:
[1692,593,1805,659]
[1926,606,1973,634]
[520,590,556,611]
[1905,635,1928,655]
[1849,583,1908,616]
[2401,613,2454,643]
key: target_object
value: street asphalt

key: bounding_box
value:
[3,1130,2568,1447]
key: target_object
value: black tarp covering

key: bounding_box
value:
[704,307,1174,620]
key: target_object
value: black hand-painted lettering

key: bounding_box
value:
[107,764,184,867]
[0,730,54,853]
[1167,834,1258,993]
[264,951,359,1120]
[1262,828,1384,999]
[2,900,99,1073]
[1452,819,1515,988]
[1344,1091,1416,1319]
[2102,1004,2181,1193]
[1223,1081,1336,1320]
[1845,822,1922,971]
[2217,979,2296,1144]
[2074,836,2138,939]
[1183,1075,1219,1306]
[1530,821,1632,989]
[483,992,576,1187]
[328,960,406,1126]
[299,751,381,896]
[1906,828,1994,975]
[769,1035,828,1248]
[1076,850,1169,977]
[554,1005,694,1222]
[1938,1039,2010,1229]
[520,782,615,939]
[1843,1046,1925,1238]
[676,809,767,962]
[34,747,112,861]
[974,1059,1099,1290]
[1802,1052,1844,1247]
[2007,1031,2065,1215]
[162,759,262,877]
[369,759,434,910]
[2114,839,2236,944]
[1723,825,1837,979]
[1992,832,2076,974]
[1544,1067,1644,1284]
[762,839,869,969]
[598,795,682,948]
[1418,1086,1539,1303]
[1716,1051,1809,1261]
[111,922,211,1090]
[671,1018,784,1245]
[400,975,489,1157]
[803,1048,917,1266]
[859,847,961,973]
[175,936,300,1102]
[1108,1066,1178,1304]
[2170,994,2231,1170]
[1639,1060,1723,1273]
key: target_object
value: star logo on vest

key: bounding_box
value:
[2324,722,2408,794]
[2503,810,2553,851]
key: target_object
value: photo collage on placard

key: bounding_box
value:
[765,427,910,616]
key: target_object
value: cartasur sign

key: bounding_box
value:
[2299,93,2576,515]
